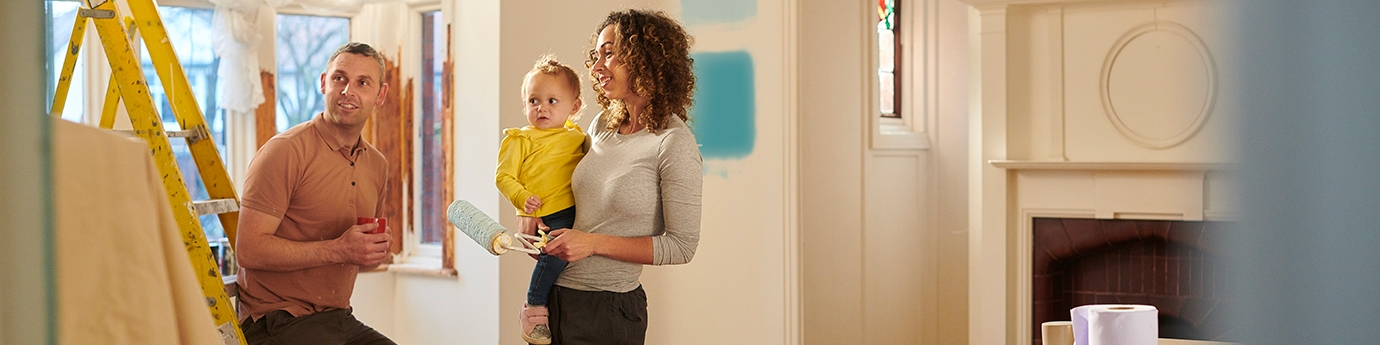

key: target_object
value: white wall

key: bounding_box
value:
[798,0,867,341]
[934,2,973,344]
[799,0,971,344]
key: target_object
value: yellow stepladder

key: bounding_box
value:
[50,1,246,344]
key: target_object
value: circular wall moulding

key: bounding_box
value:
[1099,21,1217,149]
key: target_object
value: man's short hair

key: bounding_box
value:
[328,42,386,78]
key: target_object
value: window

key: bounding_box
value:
[47,0,457,271]
[275,14,350,131]
[418,10,448,247]
[877,0,900,119]
[46,0,85,123]
[403,7,454,271]
[46,1,236,269]
[46,2,229,241]
[870,0,928,149]
[138,6,229,244]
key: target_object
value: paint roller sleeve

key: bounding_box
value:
[447,200,511,255]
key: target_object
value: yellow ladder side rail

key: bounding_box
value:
[99,75,121,129]
[126,0,242,249]
[99,18,137,130]
[49,11,88,118]
[85,2,246,344]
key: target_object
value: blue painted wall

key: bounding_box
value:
[690,50,755,160]
[681,0,756,25]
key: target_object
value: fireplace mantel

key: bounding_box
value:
[990,160,1231,172]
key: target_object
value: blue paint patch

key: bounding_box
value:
[681,0,756,26]
[690,51,755,160]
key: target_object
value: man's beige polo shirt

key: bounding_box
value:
[236,113,387,321]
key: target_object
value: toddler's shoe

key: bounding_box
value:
[520,303,552,344]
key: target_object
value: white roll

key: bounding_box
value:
[1065,304,1153,345]
[1087,304,1158,345]
[1069,305,1098,345]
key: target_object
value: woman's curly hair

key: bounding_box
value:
[585,9,696,134]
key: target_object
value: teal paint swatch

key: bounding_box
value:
[681,0,756,26]
[690,51,755,160]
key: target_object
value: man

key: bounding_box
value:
[235,42,395,345]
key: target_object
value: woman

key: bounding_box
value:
[536,9,702,345]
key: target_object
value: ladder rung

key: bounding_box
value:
[79,8,115,19]
[193,199,240,216]
[166,130,200,139]
[116,124,208,143]
[116,129,197,138]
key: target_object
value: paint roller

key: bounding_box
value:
[446,199,547,255]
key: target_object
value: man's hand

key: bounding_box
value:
[335,222,391,267]
[524,195,543,214]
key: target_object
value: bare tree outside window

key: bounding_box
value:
[275,14,350,131]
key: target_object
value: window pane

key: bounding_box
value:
[275,14,350,132]
[876,0,900,118]
[47,0,85,123]
[878,23,894,72]
[879,72,895,115]
[419,10,445,245]
[137,6,228,241]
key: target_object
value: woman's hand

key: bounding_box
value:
[543,229,601,262]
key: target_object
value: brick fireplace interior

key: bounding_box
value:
[1031,218,1235,344]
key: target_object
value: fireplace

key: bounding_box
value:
[1031,218,1233,344]
[962,0,1236,343]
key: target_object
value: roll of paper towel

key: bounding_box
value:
[1070,304,1158,345]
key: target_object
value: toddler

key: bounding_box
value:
[495,54,586,345]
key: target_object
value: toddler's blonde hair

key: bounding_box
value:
[524,54,584,122]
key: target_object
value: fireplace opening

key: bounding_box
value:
[1032,218,1234,344]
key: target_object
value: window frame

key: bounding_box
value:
[869,0,933,150]
[403,1,447,263]
[879,0,901,120]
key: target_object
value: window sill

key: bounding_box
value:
[377,258,456,277]
[871,127,930,150]
[871,117,930,150]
